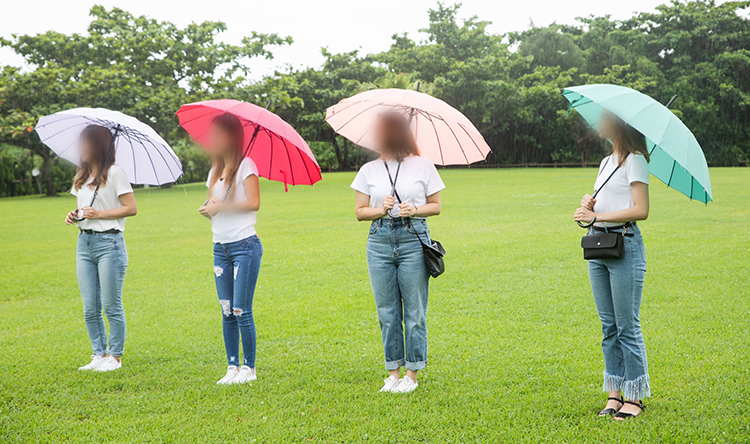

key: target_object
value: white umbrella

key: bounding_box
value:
[36,107,183,188]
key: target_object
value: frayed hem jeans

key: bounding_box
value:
[214,235,263,368]
[367,218,430,372]
[588,224,650,400]
[76,231,128,358]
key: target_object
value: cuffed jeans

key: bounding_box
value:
[214,235,263,368]
[76,231,128,357]
[367,218,430,371]
[588,223,650,400]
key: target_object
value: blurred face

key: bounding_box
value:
[79,137,94,163]
[598,111,622,141]
[209,123,235,156]
[373,117,405,157]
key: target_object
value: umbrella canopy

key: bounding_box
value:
[325,88,490,166]
[35,107,183,186]
[563,84,713,203]
[176,99,322,187]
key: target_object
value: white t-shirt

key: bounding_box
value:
[350,155,445,219]
[206,158,259,244]
[70,165,133,232]
[593,154,650,227]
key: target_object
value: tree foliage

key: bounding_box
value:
[1,1,748,196]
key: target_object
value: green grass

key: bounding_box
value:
[1,168,748,443]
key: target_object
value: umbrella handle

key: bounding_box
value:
[577,217,596,229]
[73,208,84,222]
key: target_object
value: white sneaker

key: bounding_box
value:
[392,376,418,393]
[231,366,256,384]
[216,366,239,384]
[93,356,122,372]
[379,375,400,392]
[79,355,107,371]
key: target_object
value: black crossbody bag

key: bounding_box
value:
[580,159,625,260]
[384,161,446,278]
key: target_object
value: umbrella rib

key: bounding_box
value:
[35,115,84,129]
[324,99,377,120]
[330,102,388,132]
[666,160,676,187]
[176,107,223,127]
[280,127,314,185]
[280,135,297,186]
[422,112,444,165]
[38,120,92,143]
[456,122,487,159]
[689,176,694,201]
[123,130,159,184]
[119,131,141,184]
[441,117,470,165]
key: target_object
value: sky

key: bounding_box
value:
[0,0,695,78]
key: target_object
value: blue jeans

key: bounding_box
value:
[76,232,128,357]
[588,223,650,400]
[214,235,263,367]
[367,218,430,371]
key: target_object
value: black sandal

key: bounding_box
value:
[613,400,646,420]
[598,396,624,416]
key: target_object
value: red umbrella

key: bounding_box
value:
[177,99,322,190]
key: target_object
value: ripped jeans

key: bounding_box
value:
[213,235,263,368]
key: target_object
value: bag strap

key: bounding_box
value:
[577,157,620,229]
[383,160,404,217]
[592,157,619,199]
[384,160,430,247]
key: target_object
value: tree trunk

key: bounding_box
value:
[342,138,350,170]
[331,136,344,171]
[41,148,56,196]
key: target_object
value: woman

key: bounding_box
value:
[65,125,137,372]
[198,113,262,385]
[574,111,651,420]
[351,112,445,393]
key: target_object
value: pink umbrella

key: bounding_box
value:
[325,88,491,165]
[177,99,322,190]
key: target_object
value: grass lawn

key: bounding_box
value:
[0,168,748,443]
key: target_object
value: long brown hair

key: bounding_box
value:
[207,113,245,198]
[613,119,650,167]
[375,112,420,159]
[73,125,115,191]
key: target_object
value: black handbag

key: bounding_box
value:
[580,158,625,260]
[384,160,446,278]
[581,232,624,260]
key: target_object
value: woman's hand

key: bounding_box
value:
[382,195,395,216]
[398,202,417,218]
[580,194,596,210]
[198,199,223,219]
[574,207,596,223]
[65,209,78,225]
[79,206,100,220]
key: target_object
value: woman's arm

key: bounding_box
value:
[355,191,394,221]
[398,192,441,218]
[220,175,260,212]
[574,182,649,224]
[79,192,137,220]
[199,175,260,218]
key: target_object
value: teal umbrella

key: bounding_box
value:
[563,84,713,204]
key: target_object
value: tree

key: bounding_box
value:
[0,6,290,195]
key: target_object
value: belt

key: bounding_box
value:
[591,222,636,235]
[80,228,121,235]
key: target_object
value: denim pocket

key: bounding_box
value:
[95,233,117,244]
[369,222,379,235]
[406,220,428,235]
